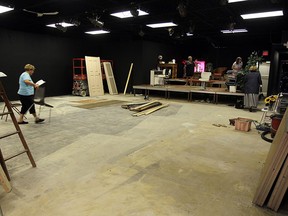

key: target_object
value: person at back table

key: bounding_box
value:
[184,56,195,86]
[232,57,243,72]
[227,56,243,83]
[17,64,45,124]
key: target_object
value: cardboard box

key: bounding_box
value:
[235,117,252,132]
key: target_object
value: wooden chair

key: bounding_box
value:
[212,67,227,80]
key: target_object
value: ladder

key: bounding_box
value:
[0,79,36,181]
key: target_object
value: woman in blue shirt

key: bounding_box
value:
[17,64,44,124]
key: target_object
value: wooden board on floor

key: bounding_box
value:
[85,56,104,96]
[103,62,118,95]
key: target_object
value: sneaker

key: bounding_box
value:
[18,121,28,124]
[35,118,45,124]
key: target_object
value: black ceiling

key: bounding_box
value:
[0,0,287,47]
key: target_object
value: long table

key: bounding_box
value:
[133,84,244,104]
[165,78,226,87]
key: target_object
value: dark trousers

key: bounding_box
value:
[18,94,35,114]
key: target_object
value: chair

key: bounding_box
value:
[212,67,227,80]
[1,102,26,121]
[33,87,53,122]
[199,72,211,90]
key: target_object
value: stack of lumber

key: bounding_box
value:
[253,109,288,211]
[122,101,169,116]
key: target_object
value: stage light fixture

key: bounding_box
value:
[177,1,187,17]
[55,23,67,32]
[228,22,236,31]
[130,7,139,17]
[88,17,104,28]
[168,28,174,36]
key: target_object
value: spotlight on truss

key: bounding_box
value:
[228,22,236,31]
[130,7,139,17]
[168,28,174,36]
[88,17,104,28]
[177,1,188,17]
[129,2,139,17]
[55,23,67,32]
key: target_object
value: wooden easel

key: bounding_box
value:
[0,79,36,182]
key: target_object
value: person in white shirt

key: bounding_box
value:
[232,57,243,72]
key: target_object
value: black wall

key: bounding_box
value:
[268,44,288,95]
[0,29,94,100]
[0,28,273,100]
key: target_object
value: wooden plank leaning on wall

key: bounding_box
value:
[253,109,288,211]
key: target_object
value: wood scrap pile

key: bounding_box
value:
[121,101,169,116]
[253,109,288,212]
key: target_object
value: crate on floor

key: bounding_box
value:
[235,117,253,132]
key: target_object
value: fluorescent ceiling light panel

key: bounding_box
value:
[241,10,283,19]
[0,5,14,14]
[146,22,177,28]
[85,30,110,35]
[228,0,248,3]
[221,29,248,33]
[46,22,75,28]
[110,9,148,18]
[186,33,193,36]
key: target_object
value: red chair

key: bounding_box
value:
[212,67,227,80]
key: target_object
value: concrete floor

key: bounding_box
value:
[0,93,287,216]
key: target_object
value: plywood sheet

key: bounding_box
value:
[85,56,104,96]
[103,62,118,95]
[267,155,288,211]
[253,109,288,206]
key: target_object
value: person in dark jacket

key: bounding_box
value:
[183,56,195,85]
[243,65,262,112]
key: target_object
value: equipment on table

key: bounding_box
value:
[150,69,170,86]
[256,93,288,143]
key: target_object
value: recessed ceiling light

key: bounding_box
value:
[46,22,75,28]
[186,33,193,36]
[221,29,248,33]
[241,10,283,19]
[146,22,177,28]
[85,30,110,35]
[0,5,14,14]
[110,9,148,18]
[228,0,248,3]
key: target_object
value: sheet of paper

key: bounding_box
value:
[36,79,46,86]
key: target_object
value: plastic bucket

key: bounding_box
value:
[229,86,236,93]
